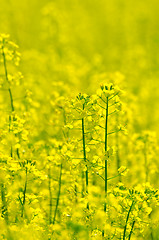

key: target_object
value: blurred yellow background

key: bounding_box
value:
[0,0,159,130]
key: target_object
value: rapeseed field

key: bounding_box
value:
[0,0,159,239]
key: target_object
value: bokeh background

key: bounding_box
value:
[0,0,159,131]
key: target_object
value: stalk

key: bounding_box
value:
[81,171,85,198]
[53,163,62,225]
[128,220,135,240]
[81,103,89,209]
[2,41,15,159]
[150,230,154,240]
[2,40,22,159]
[74,181,78,203]
[104,96,108,212]
[48,167,53,224]
[116,113,121,181]
[0,183,9,224]
[1,42,15,112]
[1,41,15,223]
[21,165,28,217]
[0,183,13,239]
[102,96,109,238]
[123,201,134,240]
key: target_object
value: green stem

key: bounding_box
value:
[21,166,28,217]
[2,41,15,158]
[104,96,108,212]
[82,171,85,197]
[123,201,134,240]
[0,183,9,224]
[53,163,62,225]
[82,104,89,209]
[116,113,121,181]
[75,180,78,203]
[48,167,53,224]
[2,42,15,112]
[128,220,135,240]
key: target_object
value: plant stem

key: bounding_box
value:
[82,103,89,209]
[48,167,53,224]
[104,96,108,212]
[1,42,15,112]
[0,183,9,224]
[123,201,134,240]
[53,163,62,225]
[75,180,78,203]
[116,113,121,181]
[82,171,85,198]
[128,220,135,240]
[2,41,16,159]
[21,165,28,217]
